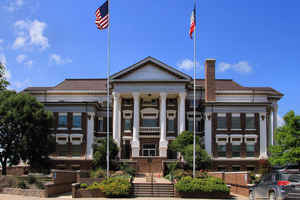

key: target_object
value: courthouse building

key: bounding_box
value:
[24,57,283,172]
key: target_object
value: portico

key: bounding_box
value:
[112,91,187,158]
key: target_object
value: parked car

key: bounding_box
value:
[249,170,300,200]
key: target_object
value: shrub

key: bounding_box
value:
[175,176,229,193]
[27,175,37,184]
[80,183,88,189]
[173,169,192,180]
[120,163,136,177]
[17,180,28,189]
[35,181,45,189]
[98,176,131,197]
[90,168,106,178]
[86,181,101,190]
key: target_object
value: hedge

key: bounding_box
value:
[175,176,229,193]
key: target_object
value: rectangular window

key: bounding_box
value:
[217,145,227,157]
[142,144,156,156]
[232,145,241,157]
[142,119,158,127]
[217,166,227,172]
[217,114,227,129]
[72,113,81,128]
[231,114,241,129]
[246,144,255,157]
[232,166,241,172]
[167,119,175,132]
[98,117,104,131]
[246,114,256,129]
[124,119,131,131]
[58,113,67,128]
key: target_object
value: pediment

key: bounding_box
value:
[110,57,191,82]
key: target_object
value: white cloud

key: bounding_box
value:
[0,53,7,67]
[49,54,72,65]
[277,114,285,127]
[24,60,33,68]
[13,19,49,50]
[177,59,200,71]
[16,54,27,63]
[12,79,31,90]
[12,36,26,49]
[4,0,24,12]
[218,61,252,74]
[0,39,3,50]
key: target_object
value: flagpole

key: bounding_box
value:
[193,0,196,178]
[106,0,111,178]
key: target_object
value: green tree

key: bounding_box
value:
[0,91,55,175]
[269,111,300,166]
[93,137,119,169]
[170,131,211,170]
[0,62,9,90]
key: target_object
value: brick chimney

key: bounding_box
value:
[205,59,216,102]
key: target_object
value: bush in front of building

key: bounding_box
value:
[98,176,131,197]
[85,176,131,197]
[93,137,119,169]
[90,168,107,178]
[175,176,229,194]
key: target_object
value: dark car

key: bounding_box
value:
[249,170,300,200]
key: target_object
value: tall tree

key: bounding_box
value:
[269,111,300,166]
[0,91,55,175]
[0,62,9,90]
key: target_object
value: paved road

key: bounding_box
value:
[0,194,249,200]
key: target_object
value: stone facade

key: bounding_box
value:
[23,56,283,172]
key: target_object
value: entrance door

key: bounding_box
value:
[142,143,156,156]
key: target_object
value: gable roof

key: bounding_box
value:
[110,56,192,81]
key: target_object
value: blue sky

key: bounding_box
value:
[0,0,299,122]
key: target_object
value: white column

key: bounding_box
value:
[272,101,278,145]
[179,92,186,134]
[270,111,274,146]
[86,112,95,159]
[259,112,268,159]
[159,92,168,157]
[204,112,212,156]
[113,92,120,147]
[132,92,140,157]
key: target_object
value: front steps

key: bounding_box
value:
[133,182,174,197]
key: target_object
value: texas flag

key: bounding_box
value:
[189,6,196,39]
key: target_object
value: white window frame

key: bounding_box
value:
[56,133,68,145]
[230,134,243,145]
[187,111,202,120]
[167,110,176,120]
[70,134,83,145]
[244,134,258,145]
[141,108,159,119]
[72,112,82,130]
[216,134,229,145]
[123,110,133,119]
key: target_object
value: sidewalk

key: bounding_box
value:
[0,194,249,200]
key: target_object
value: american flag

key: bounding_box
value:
[189,5,196,39]
[95,1,109,30]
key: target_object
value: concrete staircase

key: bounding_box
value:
[133,182,174,197]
